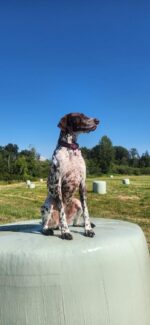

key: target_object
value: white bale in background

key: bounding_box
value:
[26,180,31,186]
[29,183,35,189]
[122,178,130,185]
[40,178,43,182]
[93,181,106,194]
[110,175,114,178]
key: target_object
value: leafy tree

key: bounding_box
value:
[114,146,129,165]
[139,151,150,168]
[14,156,28,177]
[81,147,91,160]
[0,144,51,180]
[90,145,101,161]
[3,144,19,174]
[20,147,38,177]
[129,148,139,159]
[37,160,51,178]
[98,136,114,173]
[129,148,140,167]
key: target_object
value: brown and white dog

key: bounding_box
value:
[41,112,99,240]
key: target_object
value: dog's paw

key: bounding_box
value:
[61,232,73,240]
[84,229,95,238]
[42,228,54,236]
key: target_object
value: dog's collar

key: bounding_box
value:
[59,140,79,150]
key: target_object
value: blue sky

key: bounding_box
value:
[0,0,150,158]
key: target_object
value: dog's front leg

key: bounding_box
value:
[56,197,73,240]
[79,182,95,237]
[50,178,73,240]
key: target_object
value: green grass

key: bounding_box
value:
[0,175,150,248]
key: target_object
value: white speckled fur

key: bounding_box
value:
[41,113,99,239]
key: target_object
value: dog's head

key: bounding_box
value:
[58,113,99,134]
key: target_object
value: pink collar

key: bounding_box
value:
[59,141,79,150]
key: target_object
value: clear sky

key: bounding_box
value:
[0,0,150,158]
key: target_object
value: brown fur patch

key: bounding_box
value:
[47,198,82,228]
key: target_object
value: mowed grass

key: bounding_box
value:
[0,175,150,248]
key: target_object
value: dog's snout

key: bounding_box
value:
[94,118,100,125]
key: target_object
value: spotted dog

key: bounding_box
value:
[41,113,99,240]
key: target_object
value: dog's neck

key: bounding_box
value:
[59,131,77,143]
[58,131,79,150]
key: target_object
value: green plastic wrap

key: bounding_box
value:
[0,219,150,325]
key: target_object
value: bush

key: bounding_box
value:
[111,165,142,175]
[86,159,102,176]
[140,167,150,175]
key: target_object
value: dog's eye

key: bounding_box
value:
[77,116,81,121]
[76,117,81,124]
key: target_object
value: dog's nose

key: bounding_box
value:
[94,118,100,125]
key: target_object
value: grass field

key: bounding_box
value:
[0,175,150,248]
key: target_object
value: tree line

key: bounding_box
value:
[81,136,150,175]
[0,137,150,181]
[0,144,50,181]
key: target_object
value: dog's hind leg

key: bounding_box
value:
[71,198,95,228]
[41,194,54,235]
[79,181,95,237]
[71,198,83,226]
[64,198,83,226]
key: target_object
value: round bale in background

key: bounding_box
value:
[122,178,130,185]
[29,183,35,189]
[0,219,150,325]
[26,180,31,187]
[93,180,107,194]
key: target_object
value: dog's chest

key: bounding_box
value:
[55,147,86,183]
[58,148,85,173]
[49,147,86,200]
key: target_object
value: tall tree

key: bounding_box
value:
[114,146,129,165]
[81,147,91,160]
[98,136,114,173]
[4,144,19,173]
[14,156,28,177]
[140,151,150,167]
[129,148,139,167]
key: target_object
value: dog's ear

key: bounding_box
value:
[57,115,68,131]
